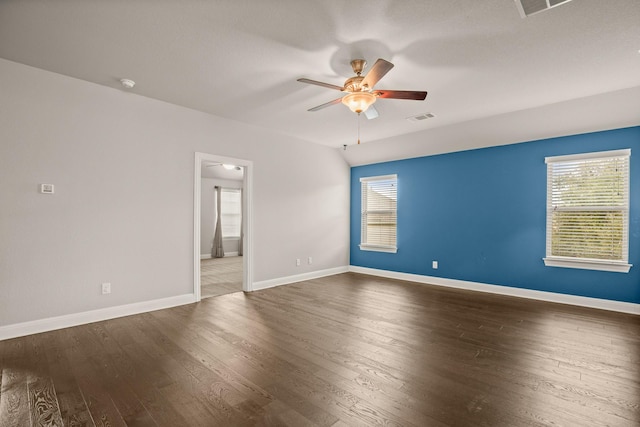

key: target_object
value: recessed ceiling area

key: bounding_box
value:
[0,0,638,163]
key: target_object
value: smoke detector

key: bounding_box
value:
[120,78,136,89]
[514,0,573,18]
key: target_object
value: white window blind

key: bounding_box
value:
[544,149,631,272]
[221,188,242,238]
[360,175,397,253]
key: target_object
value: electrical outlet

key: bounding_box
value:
[101,282,111,294]
[296,258,301,266]
[432,261,438,269]
[40,184,55,194]
[308,256,313,265]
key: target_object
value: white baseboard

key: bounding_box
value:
[349,266,640,315]
[5,266,635,341]
[201,253,211,259]
[0,293,196,341]
[253,266,349,291]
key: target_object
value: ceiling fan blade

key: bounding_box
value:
[308,97,343,111]
[360,59,394,89]
[374,90,427,100]
[364,105,379,120]
[297,78,343,91]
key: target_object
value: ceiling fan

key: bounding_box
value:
[297,58,427,119]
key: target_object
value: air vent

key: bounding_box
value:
[406,113,435,123]
[514,0,573,18]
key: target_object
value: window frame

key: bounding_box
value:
[359,174,398,254]
[543,149,632,273]
[220,188,242,239]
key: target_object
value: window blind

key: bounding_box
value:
[545,149,630,270]
[221,188,242,238]
[360,175,397,252]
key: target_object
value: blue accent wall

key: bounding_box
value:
[350,126,640,304]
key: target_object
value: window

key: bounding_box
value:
[360,175,397,253]
[544,149,631,272]
[221,188,242,238]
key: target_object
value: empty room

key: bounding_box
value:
[1,1,639,426]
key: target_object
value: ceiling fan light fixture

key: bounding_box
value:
[341,92,376,114]
[299,58,426,117]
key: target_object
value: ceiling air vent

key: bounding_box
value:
[514,0,573,18]
[406,113,435,123]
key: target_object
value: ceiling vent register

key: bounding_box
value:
[514,0,573,18]
[406,113,435,123]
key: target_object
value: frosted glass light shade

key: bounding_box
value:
[341,92,376,113]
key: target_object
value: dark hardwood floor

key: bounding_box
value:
[1,272,639,426]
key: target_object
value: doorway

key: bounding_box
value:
[194,152,253,301]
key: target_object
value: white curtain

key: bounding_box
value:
[212,186,224,258]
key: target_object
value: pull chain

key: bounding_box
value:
[357,112,361,144]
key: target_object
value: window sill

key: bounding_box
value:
[359,244,397,254]
[543,257,632,273]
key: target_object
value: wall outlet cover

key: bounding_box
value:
[101,282,111,294]
[40,184,55,194]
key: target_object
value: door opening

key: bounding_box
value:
[194,152,253,301]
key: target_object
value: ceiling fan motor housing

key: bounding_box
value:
[344,76,365,92]
[350,59,366,75]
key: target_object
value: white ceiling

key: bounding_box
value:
[1,0,639,164]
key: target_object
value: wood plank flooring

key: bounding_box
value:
[201,256,243,298]
[1,272,639,426]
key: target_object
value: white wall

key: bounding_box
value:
[200,177,242,257]
[0,58,350,327]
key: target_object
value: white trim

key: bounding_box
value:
[195,152,254,299]
[360,174,397,182]
[545,148,630,163]
[201,254,211,259]
[0,294,195,341]
[194,154,202,301]
[359,244,397,253]
[349,266,640,315]
[543,257,632,273]
[253,267,349,291]
[243,164,254,291]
